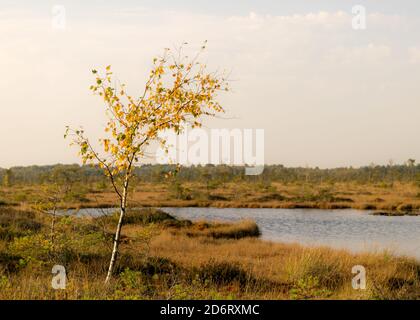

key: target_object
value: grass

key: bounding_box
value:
[0,206,418,300]
[170,220,260,239]
[3,181,420,215]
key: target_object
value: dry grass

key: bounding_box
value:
[2,181,420,214]
[169,220,260,239]
[150,232,420,299]
[0,206,418,300]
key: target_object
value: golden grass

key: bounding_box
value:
[169,220,260,239]
[150,232,420,299]
[50,181,420,211]
[2,181,420,215]
[0,206,419,300]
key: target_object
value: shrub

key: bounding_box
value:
[257,193,285,202]
[139,257,179,276]
[119,268,143,290]
[285,251,347,291]
[124,208,176,225]
[397,203,414,212]
[8,234,53,263]
[0,252,24,273]
[194,260,249,287]
[0,208,38,227]
[178,220,260,240]
[289,276,332,299]
[0,208,43,240]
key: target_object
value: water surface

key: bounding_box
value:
[163,207,420,260]
[67,207,420,260]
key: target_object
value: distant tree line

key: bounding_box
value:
[1,161,420,187]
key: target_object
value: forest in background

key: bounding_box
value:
[1,161,420,186]
[1,161,420,213]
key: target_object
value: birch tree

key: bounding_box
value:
[65,44,228,283]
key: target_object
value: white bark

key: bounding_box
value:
[51,205,56,246]
[105,177,129,283]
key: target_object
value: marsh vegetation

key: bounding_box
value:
[0,206,419,300]
[0,163,419,299]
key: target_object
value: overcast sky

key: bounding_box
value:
[1,0,420,168]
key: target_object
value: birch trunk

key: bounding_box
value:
[51,205,56,247]
[105,178,129,283]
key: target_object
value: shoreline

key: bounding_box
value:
[69,201,420,216]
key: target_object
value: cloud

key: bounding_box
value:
[0,7,420,167]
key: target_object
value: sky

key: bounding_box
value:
[1,0,420,169]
